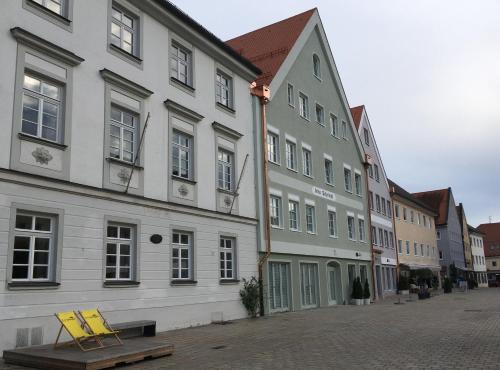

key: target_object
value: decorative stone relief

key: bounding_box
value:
[178,184,189,196]
[117,168,130,184]
[224,196,232,207]
[31,147,53,165]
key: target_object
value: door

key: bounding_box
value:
[269,262,290,312]
[376,265,382,299]
[327,263,341,305]
[300,263,319,308]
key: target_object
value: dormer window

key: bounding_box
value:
[313,54,321,79]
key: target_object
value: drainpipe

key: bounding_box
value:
[363,155,377,301]
[251,83,271,317]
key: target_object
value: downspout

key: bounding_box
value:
[363,155,377,301]
[251,83,271,316]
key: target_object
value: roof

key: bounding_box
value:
[412,188,450,226]
[153,0,261,76]
[226,9,316,86]
[388,179,437,215]
[468,224,485,236]
[350,105,364,130]
[478,223,500,257]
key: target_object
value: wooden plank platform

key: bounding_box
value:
[3,336,174,370]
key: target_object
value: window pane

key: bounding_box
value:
[16,215,33,230]
[106,255,116,266]
[13,251,29,264]
[42,101,58,119]
[42,127,57,141]
[41,83,59,100]
[112,8,122,21]
[120,227,131,239]
[122,14,133,28]
[111,22,121,37]
[106,267,116,279]
[123,29,132,44]
[14,236,31,250]
[24,75,41,92]
[34,251,49,265]
[120,256,130,267]
[35,238,50,251]
[181,269,189,278]
[107,243,117,254]
[107,226,118,238]
[33,266,48,279]
[180,234,189,245]
[12,266,29,279]
[181,248,189,258]
[120,268,130,279]
[35,217,51,231]
[120,244,130,255]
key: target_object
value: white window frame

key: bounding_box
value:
[363,128,370,145]
[288,200,300,231]
[374,164,380,182]
[217,148,234,191]
[354,173,362,196]
[31,0,66,16]
[172,231,193,280]
[299,92,309,119]
[172,130,193,180]
[110,5,139,56]
[325,159,334,185]
[306,205,316,234]
[285,140,297,170]
[330,114,339,137]
[358,219,366,242]
[170,42,193,87]
[313,54,321,79]
[109,105,138,163]
[398,240,403,254]
[215,70,233,109]
[267,131,280,164]
[302,148,313,177]
[341,120,347,139]
[344,167,352,193]
[347,216,356,240]
[105,223,134,281]
[328,210,337,237]
[219,236,236,280]
[270,195,283,228]
[315,103,325,125]
[287,83,294,107]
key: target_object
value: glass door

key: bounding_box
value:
[269,262,290,312]
[300,263,319,308]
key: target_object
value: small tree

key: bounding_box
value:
[351,277,362,299]
[398,275,409,291]
[443,277,453,293]
[363,279,370,299]
[240,277,261,318]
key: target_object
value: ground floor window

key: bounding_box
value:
[172,231,192,280]
[269,262,290,312]
[106,223,134,281]
[300,263,319,308]
[219,237,235,280]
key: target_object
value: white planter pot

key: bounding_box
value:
[400,290,409,295]
[364,298,370,305]
[355,299,363,306]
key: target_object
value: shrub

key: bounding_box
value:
[351,277,363,299]
[363,279,370,299]
[398,275,409,291]
[239,277,261,318]
[443,277,453,293]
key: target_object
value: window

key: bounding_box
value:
[216,71,233,108]
[348,216,356,240]
[406,241,410,255]
[493,261,497,267]
[427,245,430,256]
[344,167,352,192]
[359,219,366,242]
[417,213,421,225]
[439,250,443,260]
[285,141,296,170]
[22,74,62,143]
[420,244,424,257]
[289,200,300,231]
[106,223,134,281]
[111,6,138,55]
[410,210,415,223]
[384,230,389,248]
[381,197,386,215]
[369,191,374,210]
[299,93,309,119]
[217,149,234,191]
[313,54,321,78]
[328,211,337,237]
[220,237,235,280]
[325,159,334,185]
[306,205,316,234]
[371,226,377,245]
[432,246,436,256]
[302,148,312,177]
[32,0,65,15]
[270,195,282,228]
[330,114,338,137]
[267,131,280,164]
[363,128,370,145]
[172,130,193,179]
[287,84,294,106]
[374,164,380,182]
[12,212,54,281]
[355,173,362,196]
[315,104,324,125]
[109,106,138,163]
[172,232,192,280]
[398,240,403,254]
[414,242,418,256]
[403,207,408,221]
[171,43,192,86]
[379,229,384,247]
[387,201,392,218]
[389,232,394,248]
[395,204,400,219]
[437,231,441,240]
[368,164,373,178]
[342,121,347,139]
[375,195,381,213]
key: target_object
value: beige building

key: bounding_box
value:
[389,180,441,286]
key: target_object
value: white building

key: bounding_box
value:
[469,225,487,287]
[0,0,261,352]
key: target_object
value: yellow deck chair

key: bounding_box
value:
[54,311,103,351]
[79,309,123,346]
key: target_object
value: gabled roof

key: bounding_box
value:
[477,223,500,257]
[350,105,364,130]
[412,188,450,226]
[226,9,316,86]
[388,179,437,215]
[468,224,485,236]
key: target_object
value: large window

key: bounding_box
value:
[325,159,334,185]
[22,74,62,143]
[344,167,352,192]
[288,200,300,231]
[306,205,316,234]
[110,106,138,163]
[111,6,138,55]
[106,223,134,281]
[171,42,192,86]
[12,212,54,281]
[328,210,337,237]
[355,173,362,196]
[302,148,312,177]
[32,0,65,15]
[172,130,193,179]
[347,216,356,240]
[172,232,192,280]
[267,132,280,164]
[299,93,309,119]
[216,71,233,109]
[358,219,366,242]
[270,195,282,228]
[217,149,234,191]
[285,141,297,170]
[220,237,235,280]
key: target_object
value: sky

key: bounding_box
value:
[173,0,500,227]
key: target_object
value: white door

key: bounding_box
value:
[300,263,319,308]
[269,262,290,312]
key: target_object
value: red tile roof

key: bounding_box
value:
[412,188,450,226]
[350,105,364,130]
[226,9,316,86]
[478,223,500,257]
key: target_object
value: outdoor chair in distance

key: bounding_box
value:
[54,311,104,351]
[79,309,123,346]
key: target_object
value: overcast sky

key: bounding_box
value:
[174,0,500,227]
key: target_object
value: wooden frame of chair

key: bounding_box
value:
[54,312,104,352]
[78,309,123,347]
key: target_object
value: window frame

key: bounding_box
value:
[285,140,297,171]
[363,128,370,145]
[287,83,295,107]
[347,215,356,241]
[215,69,234,110]
[330,114,339,138]
[374,164,380,182]
[170,40,193,88]
[270,195,283,229]
[217,148,234,192]
[219,236,237,281]
[315,103,325,125]
[305,205,317,234]
[354,172,362,196]
[312,54,321,79]
[109,104,139,164]
[302,148,313,177]
[267,131,280,165]
[324,158,334,185]
[328,210,338,238]
[358,218,366,242]
[288,199,300,231]
[171,230,194,281]
[298,92,309,120]
[344,167,352,193]
[341,120,348,139]
[105,222,136,282]
[172,129,194,180]
[23,0,73,31]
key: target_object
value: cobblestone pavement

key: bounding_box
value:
[3,288,500,369]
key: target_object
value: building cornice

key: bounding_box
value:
[100,69,153,98]
[212,121,243,140]
[164,99,204,122]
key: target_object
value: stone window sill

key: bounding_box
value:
[109,44,143,65]
[106,157,143,170]
[170,77,195,92]
[216,102,236,115]
[8,281,60,290]
[18,132,67,150]
[219,279,240,285]
[26,0,72,26]
[171,279,197,286]
[171,175,197,185]
[104,280,140,287]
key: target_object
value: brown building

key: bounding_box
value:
[477,222,500,283]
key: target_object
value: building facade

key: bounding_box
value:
[456,203,473,279]
[227,9,372,312]
[389,180,441,284]
[0,0,261,352]
[468,225,487,287]
[351,106,397,299]
[477,222,500,283]
[413,188,466,279]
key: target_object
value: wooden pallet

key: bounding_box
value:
[3,336,174,370]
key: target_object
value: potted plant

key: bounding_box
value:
[398,275,410,295]
[363,279,371,305]
[443,277,453,294]
[351,277,363,305]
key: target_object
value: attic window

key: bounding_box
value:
[313,54,321,79]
